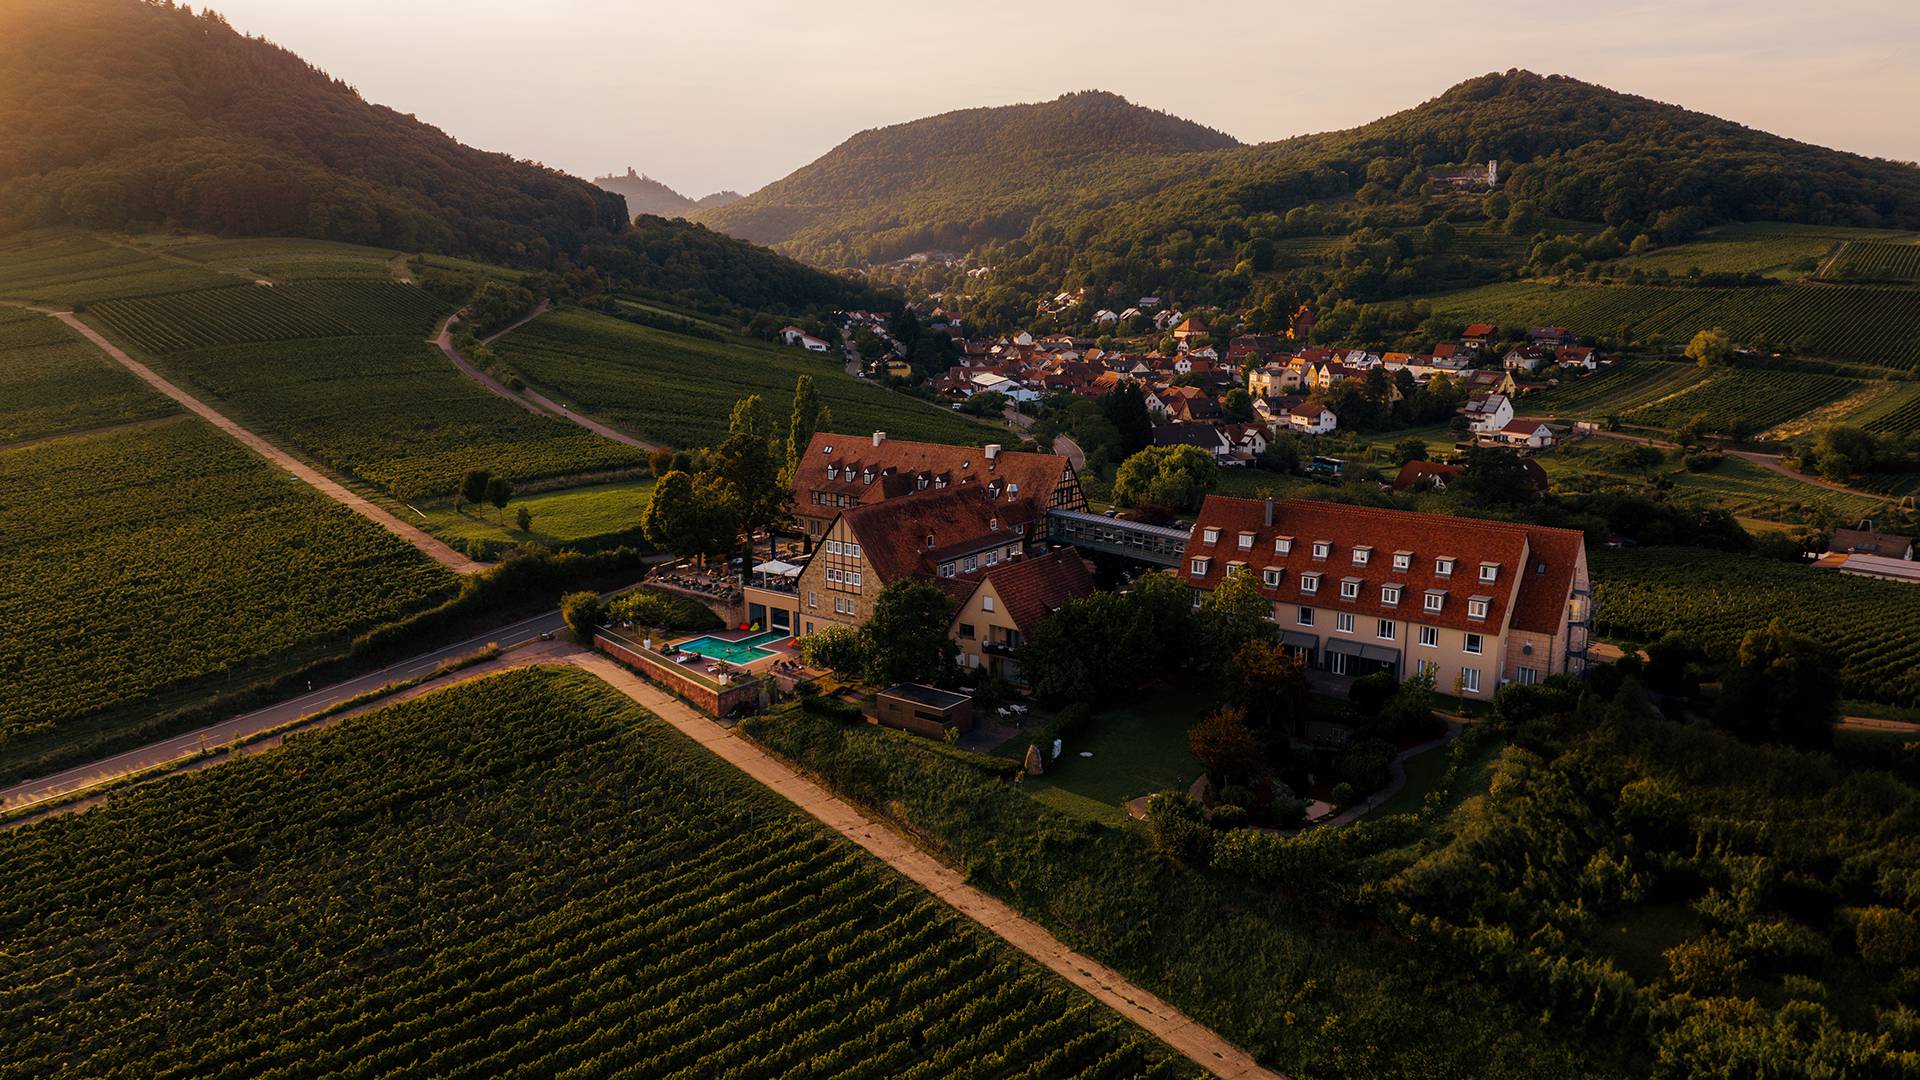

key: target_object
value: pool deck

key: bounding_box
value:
[664,628,803,676]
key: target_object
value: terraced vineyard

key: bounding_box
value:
[0,415,455,754]
[1592,547,1920,705]
[0,310,176,443]
[0,230,234,303]
[148,334,649,499]
[493,306,997,448]
[89,280,446,353]
[1822,239,1920,282]
[0,668,1195,1080]
[1434,281,1920,369]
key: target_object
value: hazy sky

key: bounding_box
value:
[206,0,1920,198]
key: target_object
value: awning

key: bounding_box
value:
[1325,639,1402,664]
[1278,630,1319,651]
[752,559,803,577]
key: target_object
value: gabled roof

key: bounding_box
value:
[841,487,1037,585]
[945,548,1097,634]
[794,432,1071,519]
[1391,460,1462,491]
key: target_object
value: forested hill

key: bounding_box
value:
[689,90,1241,263]
[0,0,629,265]
[695,71,1920,287]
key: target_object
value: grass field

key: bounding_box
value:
[0,415,456,760]
[1544,439,1883,523]
[419,476,655,545]
[1591,546,1920,705]
[0,668,1195,1079]
[492,306,999,448]
[1431,280,1920,369]
[140,334,650,499]
[137,235,403,280]
[0,230,236,303]
[1008,692,1207,824]
[0,309,177,443]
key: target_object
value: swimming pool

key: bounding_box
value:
[673,629,788,663]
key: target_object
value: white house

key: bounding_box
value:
[970,371,1039,403]
[1287,402,1338,435]
[1493,419,1556,449]
[1464,393,1514,434]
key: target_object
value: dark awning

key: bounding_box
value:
[1278,630,1319,651]
[1325,639,1401,665]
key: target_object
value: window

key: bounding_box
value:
[1297,607,1314,626]
[1381,585,1402,606]
[939,562,955,577]
[1464,633,1483,655]
[1237,531,1255,550]
[1461,667,1481,694]
[1479,562,1499,583]
[1517,667,1538,685]
[1352,546,1371,566]
[957,623,975,639]
[848,571,862,587]
[1418,625,1438,648]
[1377,620,1396,640]
[1274,536,1293,555]
[1190,557,1210,577]
[1340,578,1361,600]
[1435,557,1455,577]
[1262,568,1283,587]
[1202,527,1220,545]
[982,595,995,613]
[807,590,817,609]
[1392,551,1412,571]
[963,555,978,572]
[986,550,1000,566]
[825,568,842,583]
[1312,541,1331,559]
[826,540,842,555]
[1467,598,1489,620]
[1336,612,1354,633]
[1424,590,1445,613]
[1226,562,1246,578]
[1191,589,1204,609]
[1415,658,1438,678]
[1300,572,1320,594]
[847,543,861,559]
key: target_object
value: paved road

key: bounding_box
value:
[17,306,485,574]
[0,607,568,815]
[433,306,663,451]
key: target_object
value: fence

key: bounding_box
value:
[595,627,769,717]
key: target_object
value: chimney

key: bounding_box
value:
[872,431,886,447]
[1263,497,1275,527]
[984,443,1001,461]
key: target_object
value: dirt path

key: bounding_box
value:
[432,306,664,451]
[569,652,1281,1079]
[20,305,484,574]
[1586,430,1871,498]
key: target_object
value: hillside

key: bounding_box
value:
[593,168,699,217]
[697,72,1920,330]
[690,90,1240,263]
[0,0,635,265]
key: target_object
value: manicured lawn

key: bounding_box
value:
[419,476,654,544]
[1012,691,1209,824]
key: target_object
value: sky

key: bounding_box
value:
[204,0,1920,198]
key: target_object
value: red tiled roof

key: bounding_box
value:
[1391,460,1462,491]
[1463,323,1498,338]
[945,548,1097,634]
[794,433,1072,519]
[841,487,1037,585]
[1181,496,1583,636]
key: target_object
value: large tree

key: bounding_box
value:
[1098,382,1154,454]
[1112,444,1220,513]
[1198,569,1274,663]
[860,580,958,686]
[1714,618,1839,749]
[784,374,831,485]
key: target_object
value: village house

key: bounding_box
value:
[1502,345,1555,373]
[1460,324,1500,351]
[785,432,1083,540]
[1246,360,1305,396]
[1827,524,1915,560]
[780,325,833,352]
[1555,345,1599,370]
[1527,326,1573,345]
[1254,393,1308,424]
[1487,419,1557,450]
[1287,401,1339,435]
[1171,315,1210,346]
[946,549,1098,681]
[1426,160,1500,191]
[1153,422,1233,460]
[1180,496,1590,695]
[1463,393,1515,433]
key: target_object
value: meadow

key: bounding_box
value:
[492,307,999,448]
[1432,280,1920,369]
[0,309,176,443]
[1541,439,1883,525]
[0,415,456,760]
[0,668,1194,1080]
[1591,546,1920,705]
[420,476,655,546]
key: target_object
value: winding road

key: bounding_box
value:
[8,304,484,574]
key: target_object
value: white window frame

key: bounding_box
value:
[1335,612,1355,633]
[1352,546,1371,566]
[983,595,995,613]
[1274,536,1293,555]
[1436,557,1455,577]
[1468,598,1489,620]
[1424,591,1444,613]
[1312,541,1331,559]
[1461,667,1481,694]
[1418,625,1438,648]
[1381,585,1401,606]
[1464,633,1483,655]
[1262,568,1283,587]
[1237,531,1255,550]
[1518,667,1538,685]
[1300,573,1320,594]
[1191,557,1210,577]
[1392,551,1412,571]
[1297,606,1314,626]
[848,571,862,587]
[1202,527,1220,545]
[1479,562,1498,583]
[847,543,861,559]
[1339,578,1361,600]
[1377,619,1395,641]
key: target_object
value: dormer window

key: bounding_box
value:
[1202,527,1221,545]
[1262,567,1284,587]
[1300,572,1321,594]
[935,476,948,488]
[1468,596,1490,620]
[917,476,928,489]
[1225,561,1246,577]
[1381,585,1402,606]
[1312,541,1331,560]
[826,465,839,480]
[1190,556,1211,577]
[1352,545,1372,566]
[1274,536,1293,555]
[862,468,874,484]
[1424,589,1446,612]
[1340,577,1361,600]
[1237,531,1255,550]
[1436,557,1456,577]
[1393,550,1412,571]
[1479,561,1499,583]
[1008,482,1020,494]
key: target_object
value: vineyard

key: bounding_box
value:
[1822,239,1920,283]
[1591,547,1920,705]
[1846,382,1920,437]
[88,280,447,353]
[154,236,403,280]
[0,311,177,443]
[0,230,233,303]
[147,335,650,499]
[1622,366,1857,432]
[0,416,456,748]
[1528,362,1702,416]
[0,668,1194,1080]
[1433,281,1920,369]
[1600,221,1859,278]
[493,307,998,448]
